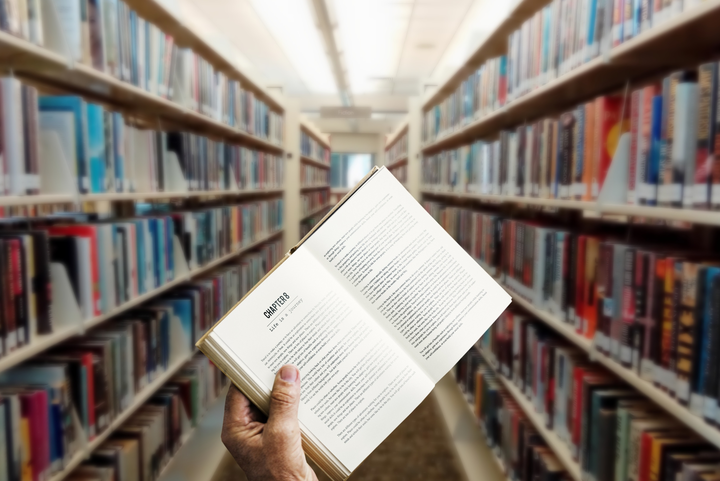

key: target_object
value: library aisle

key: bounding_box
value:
[3,0,720,480]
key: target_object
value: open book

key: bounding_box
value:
[197,167,511,480]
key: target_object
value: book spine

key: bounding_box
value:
[629,89,641,204]
[621,247,636,367]
[676,261,698,405]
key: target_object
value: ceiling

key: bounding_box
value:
[175,0,510,128]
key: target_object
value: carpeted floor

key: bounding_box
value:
[211,394,466,481]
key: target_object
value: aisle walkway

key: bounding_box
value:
[211,394,465,481]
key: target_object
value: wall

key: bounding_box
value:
[330,133,386,167]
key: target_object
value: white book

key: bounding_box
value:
[1,78,25,195]
[197,167,511,481]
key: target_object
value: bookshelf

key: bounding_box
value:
[299,121,332,239]
[474,348,582,481]
[421,1,720,155]
[502,284,720,451]
[433,374,507,481]
[156,387,230,481]
[417,1,720,481]
[0,1,290,479]
[385,123,409,187]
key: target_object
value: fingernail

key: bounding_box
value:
[280,365,298,383]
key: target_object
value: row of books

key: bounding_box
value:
[4,81,284,196]
[423,63,720,210]
[300,209,331,238]
[0,198,282,354]
[427,201,720,427]
[476,311,720,481]
[0,235,282,481]
[301,165,330,188]
[300,190,329,217]
[2,0,284,145]
[505,0,705,103]
[301,132,330,165]
[422,204,502,275]
[421,0,707,146]
[389,164,408,185]
[422,56,507,144]
[455,351,569,481]
[386,133,408,165]
[67,355,228,481]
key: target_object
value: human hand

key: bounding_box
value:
[221,364,318,481]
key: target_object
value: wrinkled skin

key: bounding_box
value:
[221,364,319,481]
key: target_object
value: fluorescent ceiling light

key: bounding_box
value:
[249,0,337,94]
[332,0,413,94]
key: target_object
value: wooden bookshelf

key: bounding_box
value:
[0,32,283,154]
[433,374,507,481]
[300,156,331,170]
[474,348,582,481]
[50,351,196,481]
[122,0,283,114]
[422,0,551,110]
[385,122,409,151]
[500,283,720,451]
[0,230,284,374]
[157,387,230,481]
[386,155,409,170]
[300,203,332,222]
[421,190,720,227]
[421,0,720,154]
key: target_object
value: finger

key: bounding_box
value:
[266,364,301,437]
[223,385,255,427]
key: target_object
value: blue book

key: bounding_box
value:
[133,220,146,294]
[129,11,137,86]
[574,106,585,198]
[38,96,89,193]
[112,113,125,192]
[699,267,720,400]
[646,95,664,206]
[149,219,162,288]
[157,309,169,369]
[165,216,174,281]
[86,103,106,193]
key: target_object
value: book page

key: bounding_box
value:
[302,168,511,382]
[210,247,434,472]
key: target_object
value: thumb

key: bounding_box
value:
[267,364,301,437]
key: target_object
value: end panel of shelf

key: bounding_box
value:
[433,374,507,481]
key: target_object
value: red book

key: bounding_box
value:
[593,95,630,198]
[47,225,101,317]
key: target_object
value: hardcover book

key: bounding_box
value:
[197,167,511,481]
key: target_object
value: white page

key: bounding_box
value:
[211,247,434,472]
[302,168,511,382]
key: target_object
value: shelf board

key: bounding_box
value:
[421,0,720,153]
[0,230,283,374]
[49,352,195,481]
[433,374,507,481]
[0,31,284,153]
[300,203,332,222]
[157,387,230,481]
[300,185,331,192]
[474,348,582,481]
[300,156,331,170]
[421,189,720,226]
[385,156,409,169]
[502,283,720,450]
[0,189,285,207]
